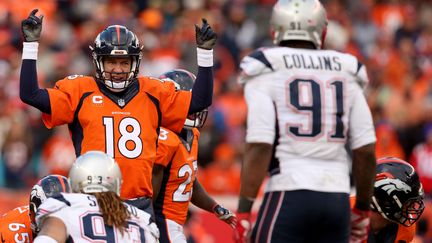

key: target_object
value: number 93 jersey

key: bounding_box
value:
[42,76,191,199]
[239,47,376,193]
[36,193,159,243]
[153,128,200,226]
[0,206,32,243]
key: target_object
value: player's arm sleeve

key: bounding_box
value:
[244,79,276,144]
[20,42,51,114]
[347,54,369,91]
[41,80,78,128]
[154,138,175,167]
[36,195,70,237]
[159,82,192,133]
[189,66,213,114]
[348,90,376,149]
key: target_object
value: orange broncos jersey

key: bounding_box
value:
[0,206,33,243]
[42,75,191,199]
[349,196,415,243]
[154,127,200,225]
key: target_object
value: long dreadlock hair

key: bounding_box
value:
[90,191,130,234]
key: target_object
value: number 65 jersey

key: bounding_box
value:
[36,193,159,243]
[239,47,376,194]
[42,76,191,199]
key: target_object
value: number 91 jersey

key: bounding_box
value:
[239,47,376,193]
[153,128,200,225]
[42,76,191,199]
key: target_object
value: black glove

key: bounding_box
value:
[22,9,43,42]
[213,204,237,228]
[195,18,217,50]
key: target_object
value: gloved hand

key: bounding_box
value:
[213,204,237,228]
[234,212,251,243]
[195,18,217,50]
[22,9,43,42]
[350,207,370,243]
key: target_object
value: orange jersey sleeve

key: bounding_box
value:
[42,75,94,128]
[41,76,191,200]
[155,128,178,167]
[141,77,191,133]
[154,128,200,225]
[0,206,33,243]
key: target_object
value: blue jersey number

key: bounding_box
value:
[82,213,146,242]
[288,79,345,139]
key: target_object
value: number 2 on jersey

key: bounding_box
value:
[173,161,198,202]
[287,78,345,139]
[103,117,143,159]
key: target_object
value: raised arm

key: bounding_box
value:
[19,9,51,114]
[188,19,217,114]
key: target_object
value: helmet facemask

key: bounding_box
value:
[371,158,425,227]
[90,25,143,92]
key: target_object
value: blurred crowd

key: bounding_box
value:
[1,0,432,240]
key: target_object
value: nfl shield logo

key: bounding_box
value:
[118,99,125,107]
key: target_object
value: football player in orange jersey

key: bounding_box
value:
[350,157,425,243]
[0,175,70,243]
[19,9,216,204]
[152,70,237,243]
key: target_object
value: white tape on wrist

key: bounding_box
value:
[22,42,39,60]
[33,235,58,243]
[197,48,213,67]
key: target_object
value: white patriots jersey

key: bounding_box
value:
[36,193,159,243]
[239,47,376,193]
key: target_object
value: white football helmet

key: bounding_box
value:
[271,0,328,49]
[68,151,122,195]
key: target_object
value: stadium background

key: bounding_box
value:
[0,0,432,242]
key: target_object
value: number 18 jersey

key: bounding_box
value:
[239,47,376,193]
[42,76,191,199]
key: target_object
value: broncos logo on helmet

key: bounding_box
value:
[371,157,424,227]
[375,178,412,195]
